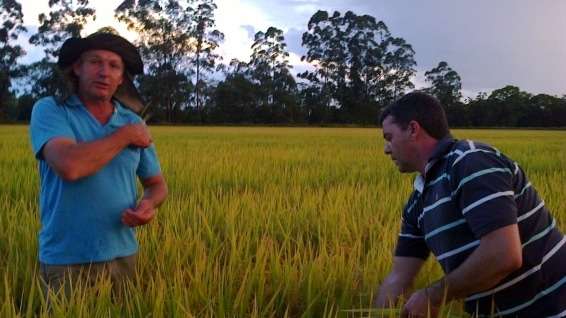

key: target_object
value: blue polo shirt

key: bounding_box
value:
[395,138,566,317]
[29,95,161,265]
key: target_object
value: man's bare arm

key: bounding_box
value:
[121,174,168,227]
[374,256,426,307]
[428,223,522,303]
[403,224,522,316]
[42,123,152,181]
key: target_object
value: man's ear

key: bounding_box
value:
[72,60,81,77]
[407,120,424,139]
[407,120,421,139]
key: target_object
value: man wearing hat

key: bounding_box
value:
[29,31,168,293]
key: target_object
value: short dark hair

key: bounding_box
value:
[380,92,450,140]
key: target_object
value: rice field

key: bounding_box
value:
[1,125,565,317]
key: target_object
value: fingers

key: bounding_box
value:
[135,123,152,147]
[125,123,152,148]
[121,207,155,227]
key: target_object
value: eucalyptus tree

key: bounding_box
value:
[209,58,255,122]
[424,61,462,106]
[300,10,417,123]
[248,27,298,122]
[0,0,27,118]
[188,0,224,112]
[423,61,465,125]
[116,0,194,122]
[29,0,95,59]
[25,0,95,99]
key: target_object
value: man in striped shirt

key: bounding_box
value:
[373,92,566,317]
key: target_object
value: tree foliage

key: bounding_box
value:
[29,0,95,60]
[3,2,566,126]
[248,27,299,122]
[424,61,462,106]
[188,0,224,111]
[116,0,196,122]
[0,0,27,119]
[299,10,417,123]
[23,0,95,100]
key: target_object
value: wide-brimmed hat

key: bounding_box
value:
[58,32,145,113]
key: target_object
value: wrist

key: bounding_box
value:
[139,197,156,209]
[425,280,444,306]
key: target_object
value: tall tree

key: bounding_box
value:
[210,58,255,122]
[29,0,95,60]
[300,10,416,123]
[423,61,465,126]
[116,0,194,122]
[0,0,27,119]
[299,10,342,113]
[188,0,224,112]
[486,85,531,127]
[248,27,298,122]
[25,0,95,99]
[424,61,462,106]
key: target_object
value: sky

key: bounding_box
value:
[15,0,566,98]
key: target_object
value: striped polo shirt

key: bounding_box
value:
[395,137,566,317]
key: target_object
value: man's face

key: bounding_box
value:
[73,50,124,101]
[382,115,417,173]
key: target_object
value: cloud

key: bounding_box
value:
[16,26,45,64]
[16,0,566,96]
[215,0,275,63]
[241,25,256,39]
[283,28,305,58]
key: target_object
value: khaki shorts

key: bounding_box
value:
[39,254,137,298]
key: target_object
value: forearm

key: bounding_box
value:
[374,256,425,307]
[426,255,506,304]
[48,130,130,180]
[140,175,168,208]
[374,273,413,307]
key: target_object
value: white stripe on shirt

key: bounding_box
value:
[517,201,545,222]
[514,182,532,199]
[425,219,466,240]
[453,148,498,167]
[467,140,476,150]
[452,167,512,195]
[522,219,556,248]
[546,308,566,318]
[437,240,480,261]
[399,233,424,239]
[418,196,452,223]
[462,191,515,215]
[497,275,566,316]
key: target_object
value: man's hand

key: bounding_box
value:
[121,199,156,227]
[402,289,439,318]
[119,123,152,148]
[374,257,426,309]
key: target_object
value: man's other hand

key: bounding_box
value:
[121,199,156,227]
[119,123,152,148]
[402,289,439,318]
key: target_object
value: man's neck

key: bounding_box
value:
[417,138,440,176]
[78,94,114,124]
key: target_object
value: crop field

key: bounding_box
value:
[1,125,565,317]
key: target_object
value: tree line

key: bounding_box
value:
[1,0,565,127]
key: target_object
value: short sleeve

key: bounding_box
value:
[394,195,430,259]
[450,148,517,238]
[29,97,75,159]
[136,143,161,179]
